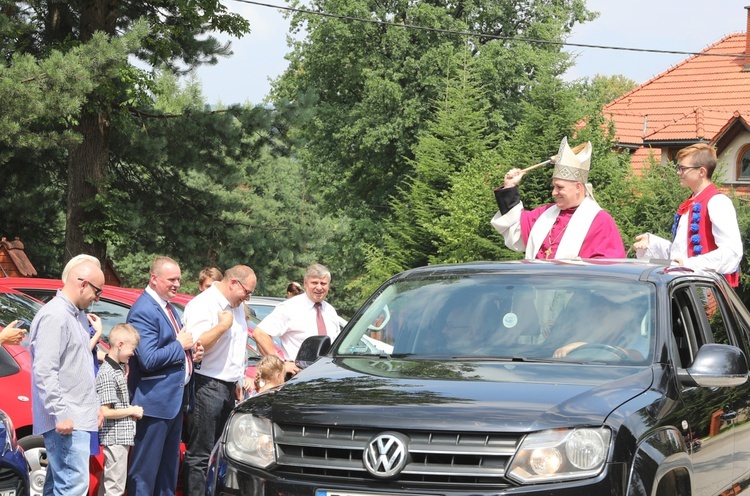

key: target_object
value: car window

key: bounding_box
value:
[248,303,275,321]
[723,284,750,360]
[87,298,132,343]
[669,286,704,368]
[335,275,655,363]
[13,288,56,303]
[0,292,43,329]
[694,284,734,346]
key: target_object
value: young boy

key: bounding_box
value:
[96,323,144,495]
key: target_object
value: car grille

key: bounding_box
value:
[0,466,27,495]
[273,423,521,486]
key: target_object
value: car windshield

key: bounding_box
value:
[335,274,656,364]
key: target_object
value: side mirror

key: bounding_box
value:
[295,335,331,370]
[680,343,749,387]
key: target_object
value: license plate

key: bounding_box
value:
[316,491,428,496]
[0,490,16,496]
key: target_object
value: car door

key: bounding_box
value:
[669,282,736,495]
[709,280,750,495]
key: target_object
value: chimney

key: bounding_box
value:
[745,6,750,70]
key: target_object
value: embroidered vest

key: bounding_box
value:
[671,184,739,287]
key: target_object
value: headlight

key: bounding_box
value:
[507,427,611,483]
[224,413,275,468]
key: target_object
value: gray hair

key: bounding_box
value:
[304,263,331,282]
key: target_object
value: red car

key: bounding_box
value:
[0,288,45,495]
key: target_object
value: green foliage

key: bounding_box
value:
[581,74,638,107]
[0,27,146,162]
[733,195,750,295]
[275,0,594,218]
[274,0,594,305]
[1,0,252,265]
[90,80,340,302]
[621,153,686,245]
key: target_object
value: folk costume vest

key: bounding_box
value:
[671,183,740,287]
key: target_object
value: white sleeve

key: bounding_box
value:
[635,233,671,259]
[183,300,214,340]
[257,305,290,338]
[490,203,526,252]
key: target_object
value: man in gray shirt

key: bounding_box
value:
[29,258,104,495]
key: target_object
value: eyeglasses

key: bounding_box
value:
[234,279,253,298]
[78,278,103,297]
[674,163,702,174]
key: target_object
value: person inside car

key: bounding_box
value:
[550,292,650,360]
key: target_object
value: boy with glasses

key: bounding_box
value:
[633,143,742,286]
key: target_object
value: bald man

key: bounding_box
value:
[29,258,105,495]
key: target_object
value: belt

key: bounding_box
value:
[195,373,236,388]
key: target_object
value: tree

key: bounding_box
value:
[3,0,250,265]
[581,74,638,106]
[273,0,595,301]
[274,0,594,218]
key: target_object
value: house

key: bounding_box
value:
[0,237,122,286]
[602,5,750,191]
[0,237,37,277]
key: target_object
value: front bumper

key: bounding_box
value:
[206,444,627,496]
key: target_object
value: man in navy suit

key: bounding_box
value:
[126,257,202,495]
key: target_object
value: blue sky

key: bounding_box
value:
[195,0,746,106]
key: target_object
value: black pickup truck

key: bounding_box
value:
[206,260,750,496]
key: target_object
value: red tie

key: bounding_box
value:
[315,302,326,335]
[167,304,192,375]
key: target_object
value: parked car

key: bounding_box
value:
[0,288,46,495]
[207,259,750,496]
[246,296,285,321]
[0,408,28,496]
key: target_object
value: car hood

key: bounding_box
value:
[257,357,654,432]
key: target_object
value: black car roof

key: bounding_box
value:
[392,258,722,285]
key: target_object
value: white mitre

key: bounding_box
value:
[552,136,592,184]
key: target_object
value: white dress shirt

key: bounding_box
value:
[183,285,247,383]
[258,294,340,361]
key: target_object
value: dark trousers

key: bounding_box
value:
[184,373,236,496]
[127,413,183,496]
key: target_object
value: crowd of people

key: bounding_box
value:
[18,137,743,496]
[26,257,340,496]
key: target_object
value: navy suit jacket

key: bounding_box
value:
[127,291,191,420]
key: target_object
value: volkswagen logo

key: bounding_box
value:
[363,432,409,479]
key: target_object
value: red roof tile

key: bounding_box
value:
[603,33,750,159]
